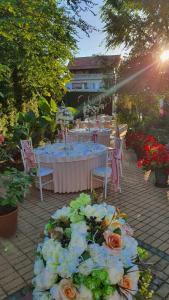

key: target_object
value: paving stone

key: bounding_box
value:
[157,283,169,298]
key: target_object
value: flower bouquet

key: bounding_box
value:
[32,194,153,300]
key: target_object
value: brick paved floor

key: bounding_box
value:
[0,149,169,299]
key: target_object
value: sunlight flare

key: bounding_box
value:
[160,50,169,62]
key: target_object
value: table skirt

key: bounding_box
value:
[41,152,106,193]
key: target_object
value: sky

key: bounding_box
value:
[76,0,126,57]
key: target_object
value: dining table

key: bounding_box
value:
[35,141,107,193]
[68,128,111,146]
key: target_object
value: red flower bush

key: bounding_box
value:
[138,143,169,172]
[126,131,158,160]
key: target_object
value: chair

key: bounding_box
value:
[91,139,123,199]
[91,148,113,199]
[114,137,123,177]
[34,153,54,202]
[20,139,54,201]
[20,139,36,172]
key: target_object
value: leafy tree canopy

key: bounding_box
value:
[0,0,77,111]
[102,0,169,56]
[64,0,96,35]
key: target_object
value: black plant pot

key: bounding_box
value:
[155,168,168,188]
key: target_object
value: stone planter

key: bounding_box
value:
[0,206,18,238]
[155,168,168,188]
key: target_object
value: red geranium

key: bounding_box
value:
[138,143,169,172]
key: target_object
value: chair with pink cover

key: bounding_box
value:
[20,139,54,201]
[91,139,123,199]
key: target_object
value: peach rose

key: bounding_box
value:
[59,279,78,300]
[119,276,132,290]
[103,231,122,250]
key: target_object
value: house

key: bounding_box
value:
[64,55,122,115]
[67,55,122,92]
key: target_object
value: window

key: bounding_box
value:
[72,83,83,89]
[72,82,88,90]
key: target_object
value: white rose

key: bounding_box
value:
[79,285,93,300]
[34,258,45,275]
[33,269,57,290]
[52,206,71,220]
[33,289,52,300]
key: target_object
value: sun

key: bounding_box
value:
[160,50,169,62]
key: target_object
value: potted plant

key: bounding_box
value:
[0,168,32,238]
[138,143,169,187]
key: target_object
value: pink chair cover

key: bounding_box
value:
[111,139,122,192]
[92,132,98,143]
[21,140,36,172]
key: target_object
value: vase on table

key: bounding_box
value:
[155,168,168,187]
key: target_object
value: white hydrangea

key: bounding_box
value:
[42,238,62,263]
[34,258,45,276]
[46,257,58,274]
[78,258,96,276]
[121,236,138,267]
[32,269,57,291]
[52,206,71,220]
[69,222,88,256]
[57,249,79,278]
[89,243,112,267]
[50,284,60,300]
[33,289,52,300]
[107,259,124,284]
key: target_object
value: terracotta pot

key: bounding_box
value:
[0,207,18,238]
[155,168,168,188]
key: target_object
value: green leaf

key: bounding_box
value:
[50,99,57,113]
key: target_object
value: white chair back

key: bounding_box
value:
[20,139,36,172]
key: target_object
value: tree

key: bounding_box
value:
[0,0,76,111]
[64,0,95,36]
[102,0,169,56]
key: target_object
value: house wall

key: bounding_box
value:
[67,71,115,92]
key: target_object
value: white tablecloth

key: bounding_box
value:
[69,128,111,146]
[35,142,107,193]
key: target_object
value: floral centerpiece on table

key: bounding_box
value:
[56,103,74,146]
[32,194,153,300]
